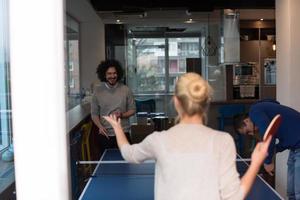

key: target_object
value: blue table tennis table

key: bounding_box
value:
[79,149,283,200]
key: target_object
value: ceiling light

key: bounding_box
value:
[272,41,276,51]
[260,18,264,21]
[184,18,194,24]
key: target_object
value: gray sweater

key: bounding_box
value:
[91,82,136,136]
[121,123,244,200]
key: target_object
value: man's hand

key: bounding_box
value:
[98,126,109,139]
[113,111,122,119]
[103,115,128,147]
[264,163,274,176]
[103,114,122,129]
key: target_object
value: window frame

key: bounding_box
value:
[126,35,202,95]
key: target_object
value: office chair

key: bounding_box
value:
[135,98,156,113]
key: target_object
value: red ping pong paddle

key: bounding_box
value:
[263,114,282,141]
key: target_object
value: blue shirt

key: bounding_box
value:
[249,100,300,164]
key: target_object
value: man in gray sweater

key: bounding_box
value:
[91,59,136,153]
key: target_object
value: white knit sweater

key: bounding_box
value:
[121,123,244,200]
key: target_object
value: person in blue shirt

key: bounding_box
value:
[234,99,300,200]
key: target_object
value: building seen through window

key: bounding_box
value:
[127,37,201,93]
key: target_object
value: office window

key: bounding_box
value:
[0,0,12,152]
[69,61,74,71]
[69,77,75,88]
[168,37,200,92]
[127,38,166,93]
[127,37,200,93]
[65,15,80,110]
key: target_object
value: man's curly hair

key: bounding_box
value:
[96,59,124,82]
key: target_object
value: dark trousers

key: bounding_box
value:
[97,132,131,156]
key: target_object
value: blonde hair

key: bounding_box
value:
[175,72,213,122]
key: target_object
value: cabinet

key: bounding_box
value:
[225,64,259,100]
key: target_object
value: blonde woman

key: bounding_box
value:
[104,72,271,200]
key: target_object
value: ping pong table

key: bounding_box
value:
[79,149,283,200]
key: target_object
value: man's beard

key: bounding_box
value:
[107,78,117,86]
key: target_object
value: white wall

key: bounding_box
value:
[10,0,69,199]
[66,0,105,91]
[276,0,300,198]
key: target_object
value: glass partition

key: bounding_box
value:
[65,15,81,110]
[108,10,228,116]
[0,0,12,152]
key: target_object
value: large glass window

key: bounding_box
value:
[65,15,80,110]
[0,0,12,152]
[127,37,201,94]
[127,38,166,93]
[168,37,200,92]
[121,12,225,115]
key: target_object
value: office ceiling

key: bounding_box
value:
[90,0,275,24]
[89,0,275,34]
[90,0,275,12]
